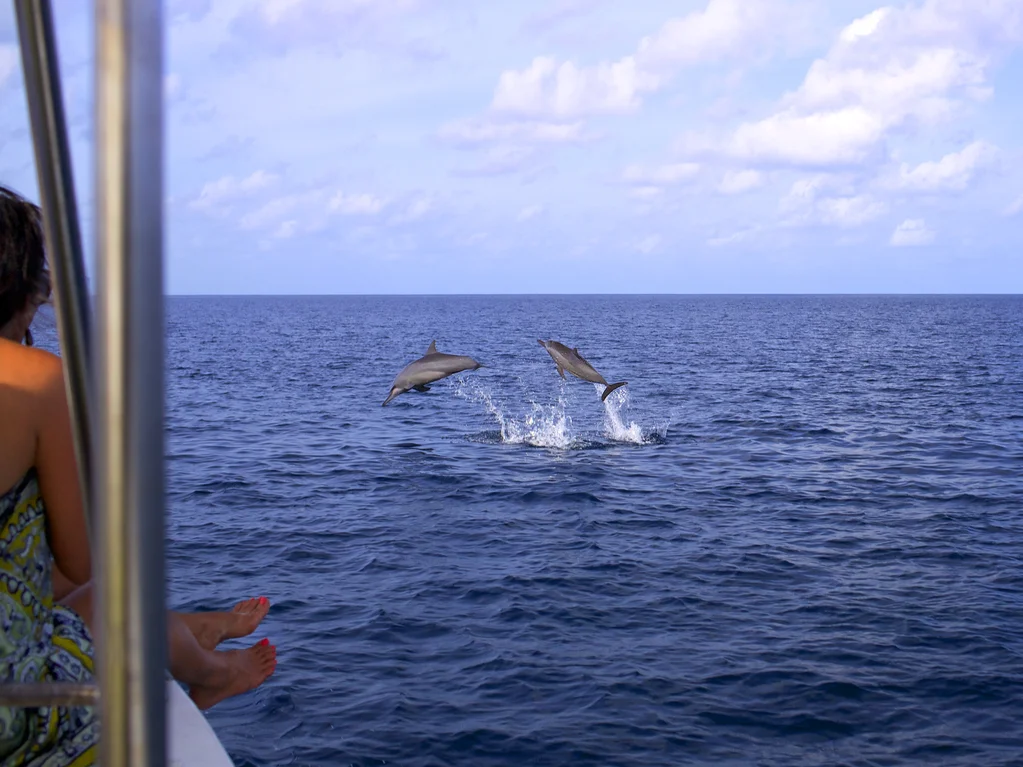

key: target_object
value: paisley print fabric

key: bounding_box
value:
[1,469,97,766]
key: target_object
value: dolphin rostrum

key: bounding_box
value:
[382,340,482,406]
[538,339,627,402]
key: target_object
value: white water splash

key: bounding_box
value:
[455,378,667,448]
[502,400,575,448]
[456,379,576,448]
[599,385,646,444]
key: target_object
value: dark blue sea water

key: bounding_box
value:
[118,296,1023,765]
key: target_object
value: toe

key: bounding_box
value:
[232,598,257,614]
[255,644,276,674]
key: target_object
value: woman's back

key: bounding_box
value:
[0,337,89,582]
[0,338,59,494]
[0,185,99,765]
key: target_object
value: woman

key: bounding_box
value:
[1,184,277,765]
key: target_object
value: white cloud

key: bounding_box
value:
[890,218,935,246]
[239,192,312,230]
[708,226,757,246]
[717,169,763,194]
[521,0,604,34]
[517,204,544,222]
[837,7,888,43]
[229,0,422,53]
[454,146,537,177]
[0,44,18,90]
[889,140,997,191]
[492,55,657,117]
[273,219,299,239]
[781,174,838,205]
[628,186,663,200]
[1003,195,1023,217]
[217,184,386,234]
[439,117,590,181]
[190,171,279,212]
[680,0,1021,168]
[389,196,433,224]
[258,0,349,26]
[781,175,887,227]
[437,118,587,146]
[634,0,796,73]
[795,46,986,122]
[328,192,386,215]
[169,0,212,22]
[816,194,887,227]
[693,106,887,167]
[634,234,662,253]
[622,162,699,185]
[490,0,804,118]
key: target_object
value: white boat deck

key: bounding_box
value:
[168,681,234,767]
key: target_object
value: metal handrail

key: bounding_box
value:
[0,0,96,711]
[2,2,168,766]
[0,683,100,707]
[13,0,94,543]
[94,1,167,764]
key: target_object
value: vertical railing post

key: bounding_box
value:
[14,0,93,542]
[94,0,166,765]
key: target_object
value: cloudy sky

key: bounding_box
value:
[1,0,1021,293]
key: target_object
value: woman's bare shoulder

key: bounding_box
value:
[0,338,63,394]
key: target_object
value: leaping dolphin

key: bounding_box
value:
[382,340,482,406]
[538,339,627,402]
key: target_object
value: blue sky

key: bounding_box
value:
[1,0,1021,293]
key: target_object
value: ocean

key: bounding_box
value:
[42,295,1023,766]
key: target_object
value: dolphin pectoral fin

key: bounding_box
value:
[601,381,628,402]
[413,384,431,392]
[557,364,565,379]
[426,340,437,355]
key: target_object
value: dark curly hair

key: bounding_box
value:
[0,185,51,341]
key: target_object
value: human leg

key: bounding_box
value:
[60,583,277,709]
[176,596,271,651]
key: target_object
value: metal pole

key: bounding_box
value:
[95,0,166,765]
[0,683,99,707]
[6,0,99,713]
[14,0,93,543]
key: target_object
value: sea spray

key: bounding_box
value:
[598,384,646,443]
[455,378,666,448]
[504,401,574,448]
[456,378,576,448]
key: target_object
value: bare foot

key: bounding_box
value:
[181,597,271,651]
[188,640,277,711]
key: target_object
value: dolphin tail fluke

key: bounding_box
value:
[601,381,628,402]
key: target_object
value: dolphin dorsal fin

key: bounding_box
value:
[426,340,437,355]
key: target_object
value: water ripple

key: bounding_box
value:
[151,295,1023,766]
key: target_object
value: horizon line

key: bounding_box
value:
[162,292,1023,297]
